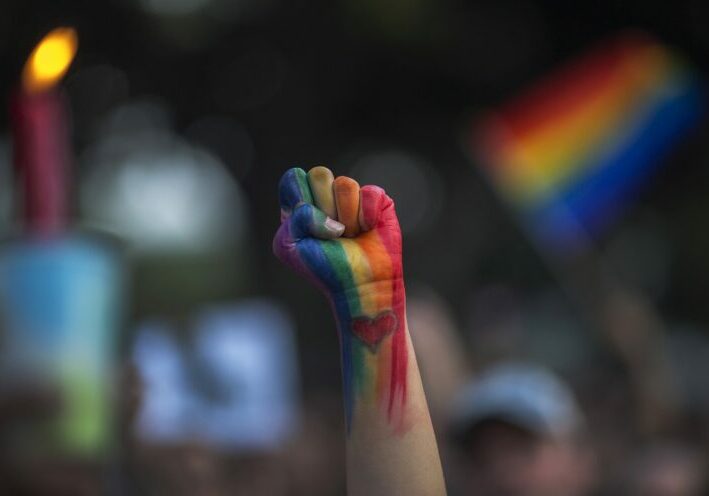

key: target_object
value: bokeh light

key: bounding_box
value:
[348,148,444,236]
[22,27,78,93]
[80,101,246,254]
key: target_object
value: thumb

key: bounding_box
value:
[290,203,345,240]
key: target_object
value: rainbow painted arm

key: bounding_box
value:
[274,167,446,496]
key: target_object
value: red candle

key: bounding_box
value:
[10,27,77,236]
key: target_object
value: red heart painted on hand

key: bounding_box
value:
[351,311,398,352]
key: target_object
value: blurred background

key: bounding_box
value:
[2,0,709,495]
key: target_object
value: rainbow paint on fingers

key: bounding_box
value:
[273,167,409,433]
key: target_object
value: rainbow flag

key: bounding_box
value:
[471,31,703,251]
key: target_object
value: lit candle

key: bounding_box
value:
[10,27,78,236]
[1,27,122,457]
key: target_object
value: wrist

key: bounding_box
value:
[329,279,406,324]
[327,281,410,432]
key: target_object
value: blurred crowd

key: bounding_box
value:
[3,0,709,495]
[4,286,709,495]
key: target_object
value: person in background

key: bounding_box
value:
[449,363,595,496]
[624,442,706,496]
[407,288,471,427]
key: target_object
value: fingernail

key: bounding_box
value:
[325,217,345,235]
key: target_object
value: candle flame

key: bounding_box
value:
[22,27,78,93]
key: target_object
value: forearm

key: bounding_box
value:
[331,287,446,496]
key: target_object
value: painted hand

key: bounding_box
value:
[273,166,408,430]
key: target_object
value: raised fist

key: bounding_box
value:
[273,166,408,429]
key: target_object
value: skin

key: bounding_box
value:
[273,166,446,496]
[461,421,593,496]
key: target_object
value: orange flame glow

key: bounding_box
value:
[22,27,78,94]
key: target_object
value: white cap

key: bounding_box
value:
[451,362,584,440]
